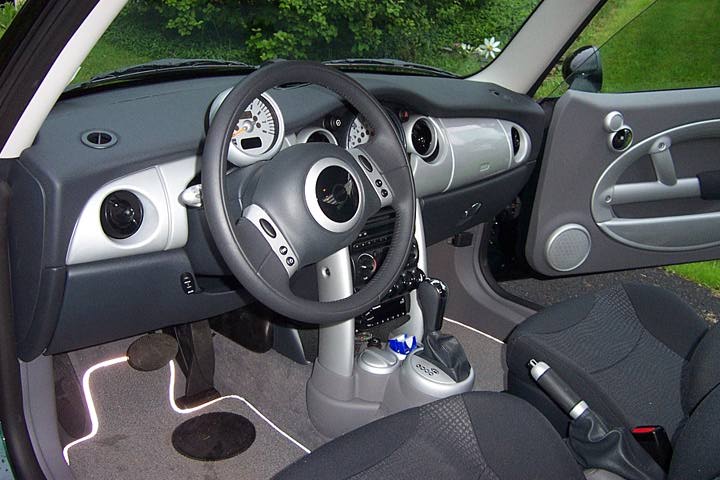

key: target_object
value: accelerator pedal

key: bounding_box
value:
[172,412,256,461]
[126,333,179,372]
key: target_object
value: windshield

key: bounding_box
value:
[69,0,541,83]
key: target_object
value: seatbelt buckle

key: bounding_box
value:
[631,425,672,472]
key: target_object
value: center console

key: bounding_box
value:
[306,203,474,439]
[350,208,424,331]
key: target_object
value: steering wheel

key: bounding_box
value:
[202,61,415,325]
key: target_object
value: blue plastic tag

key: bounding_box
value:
[388,334,417,355]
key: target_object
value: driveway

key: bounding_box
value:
[501,267,720,324]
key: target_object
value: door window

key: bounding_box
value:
[536,0,720,98]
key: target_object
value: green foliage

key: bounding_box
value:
[115,0,539,67]
[0,2,20,38]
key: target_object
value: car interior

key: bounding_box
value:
[0,0,719,479]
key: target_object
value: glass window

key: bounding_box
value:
[0,1,23,40]
[74,0,542,84]
[536,0,720,98]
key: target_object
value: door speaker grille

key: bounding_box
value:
[545,224,591,272]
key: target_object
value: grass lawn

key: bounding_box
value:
[74,38,152,83]
[668,262,720,292]
[536,0,720,96]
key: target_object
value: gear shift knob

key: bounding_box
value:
[416,277,471,383]
[417,278,448,341]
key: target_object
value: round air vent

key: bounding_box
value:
[545,224,591,272]
[100,190,144,239]
[409,118,437,159]
[81,130,118,149]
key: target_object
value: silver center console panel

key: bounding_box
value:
[306,200,475,438]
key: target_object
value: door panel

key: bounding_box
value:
[526,87,720,276]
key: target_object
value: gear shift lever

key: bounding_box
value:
[417,278,448,341]
[416,278,471,382]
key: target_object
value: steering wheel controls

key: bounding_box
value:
[243,204,299,276]
[347,148,394,208]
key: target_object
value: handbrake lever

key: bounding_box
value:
[528,359,665,480]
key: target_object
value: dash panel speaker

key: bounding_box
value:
[545,224,591,272]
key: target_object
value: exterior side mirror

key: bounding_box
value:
[562,46,602,93]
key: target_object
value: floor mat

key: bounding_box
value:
[213,334,326,450]
[64,319,505,479]
[66,339,308,480]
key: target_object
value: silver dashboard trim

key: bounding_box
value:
[411,117,528,198]
[442,118,513,191]
[66,156,198,266]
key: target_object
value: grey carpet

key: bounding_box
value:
[212,334,326,450]
[64,318,506,479]
[67,338,307,480]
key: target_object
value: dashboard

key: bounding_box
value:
[7,72,545,359]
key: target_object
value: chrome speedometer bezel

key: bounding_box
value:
[208,88,285,166]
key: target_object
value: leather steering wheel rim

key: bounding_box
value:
[202,61,416,325]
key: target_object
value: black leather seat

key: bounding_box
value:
[507,284,719,443]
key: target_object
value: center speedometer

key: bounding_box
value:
[208,90,285,166]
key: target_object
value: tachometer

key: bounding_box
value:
[208,89,285,166]
[231,97,277,154]
[346,115,372,148]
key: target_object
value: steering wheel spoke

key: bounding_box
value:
[348,146,395,211]
[240,204,301,277]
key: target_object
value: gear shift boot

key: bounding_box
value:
[420,332,472,382]
[416,277,472,383]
